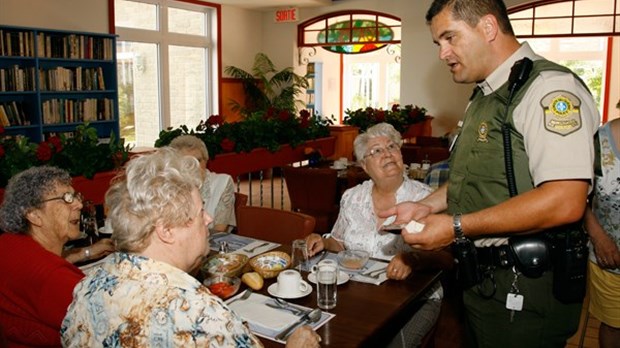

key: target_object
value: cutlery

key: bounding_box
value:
[265,302,306,316]
[274,308,323,341]
[368,270,386,279]
[274,298,308,315]
[227,289,252,305]
[244,241,270,254]
[362,266,387,277]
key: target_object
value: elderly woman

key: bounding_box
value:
[61,147,320,347]
[170,135,236,233]
[0,166,86,347]
[305,123,452,347]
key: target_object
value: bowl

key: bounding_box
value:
[249,251,291,279]
[337,249,370,270]
[201,253,249,278]
[203,275,241,300]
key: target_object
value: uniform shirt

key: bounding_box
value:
[61,252,262,347]
[589,121,620,274]
[472,42,600,247]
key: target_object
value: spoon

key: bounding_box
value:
[273,298,307,316]
[274,308,323,341]
[227,289,252,305]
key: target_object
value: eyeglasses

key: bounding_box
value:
[364,143,401,159]
[40,192,83,205]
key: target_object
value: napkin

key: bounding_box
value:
[346,260,389,285]
[228,292,297,331]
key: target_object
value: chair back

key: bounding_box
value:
[233,192,248,223]
[236,206,316,244]
[283,166,339,234]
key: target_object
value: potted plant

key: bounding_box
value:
[224,52,309,117]
[343,104,432,135]
[0,123,131,202]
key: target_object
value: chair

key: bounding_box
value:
[233,192,248,223]
[283,166,339,234]
[236,206,316,244]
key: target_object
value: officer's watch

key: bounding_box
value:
[453,213,465,240]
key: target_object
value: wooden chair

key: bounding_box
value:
[236,206,316,244]
[283,166,339,234]
[233,192,248,223]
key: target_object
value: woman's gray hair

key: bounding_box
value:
[0,166,72,234]
[353,123,403,162]
[106,147,203,253]
[169,135,209,162]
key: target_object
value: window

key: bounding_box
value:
[298,11,401,122]
[113,0,219,147]
[509,0,620,122]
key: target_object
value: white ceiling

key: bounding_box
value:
[207,0,334,10]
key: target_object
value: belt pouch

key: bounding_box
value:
[508,235,549,278]
[547,227,588,304]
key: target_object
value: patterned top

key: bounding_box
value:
[423,159,450,190]
[332,176,433,259]
[331,176,441,300]
[202,170,236,230]
[589,122,620,274]
[61,252,262,347]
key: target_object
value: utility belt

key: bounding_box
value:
[453,223,588,304]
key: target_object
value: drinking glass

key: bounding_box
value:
[291,239,309,272]
[316,263,337,310]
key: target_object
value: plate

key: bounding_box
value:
[267,281,312,299]
[307,271,350,285]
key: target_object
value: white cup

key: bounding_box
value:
[315,263,337,310]
[333,160,346,170]
[276,270,309,297]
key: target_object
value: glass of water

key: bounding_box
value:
[316,263,337,310]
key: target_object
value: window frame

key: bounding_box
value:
[108,0,222,140]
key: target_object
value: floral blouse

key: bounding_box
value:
[61,252,262,347]
[331,176,433,260]
[589,122,620,274]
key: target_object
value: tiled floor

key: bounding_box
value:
[566,297,600,348]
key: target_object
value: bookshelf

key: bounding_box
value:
[0,25,119,142]
[305,62,322,116]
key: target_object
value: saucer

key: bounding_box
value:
[307,271,350,285]
[267,281,312,299]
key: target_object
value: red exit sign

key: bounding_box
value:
[275,8,299,23]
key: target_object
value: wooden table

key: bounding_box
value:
[256,257,441,347]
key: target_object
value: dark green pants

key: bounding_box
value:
[463,268,582,348]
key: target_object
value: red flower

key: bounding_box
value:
[220,138,235,152]
[0,145,5,158]
[278,110,291,122]
[0,126,4,134]
[47,136,63,153]
[376,110,386,122]
[264,107,277,120]
[408,108,421,120]
[391,104,400,112]
[36,142,53,161]
[207,115,224,126]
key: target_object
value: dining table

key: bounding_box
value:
[205,233,443,348]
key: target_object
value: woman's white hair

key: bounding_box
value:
[106,147,202,252]
[353,123,403,162]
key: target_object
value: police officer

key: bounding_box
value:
[380,0,600,347]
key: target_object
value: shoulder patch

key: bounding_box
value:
[540,91,582,136]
